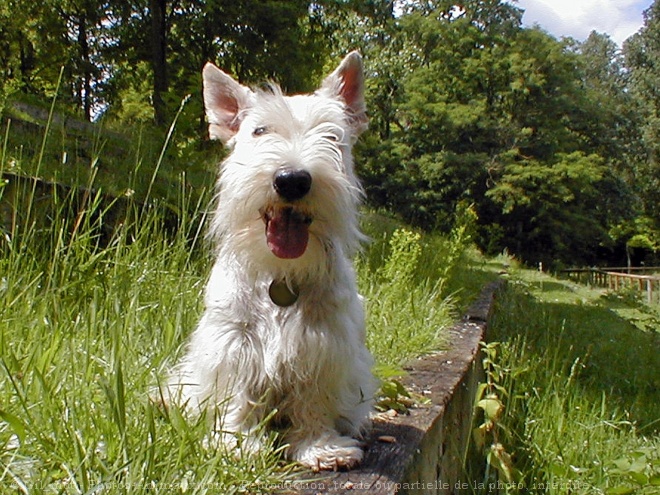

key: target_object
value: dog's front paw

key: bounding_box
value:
[289,434,364,472]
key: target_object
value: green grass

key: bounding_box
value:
[476,263,660,494]
[0,107,470,492]
[359,223,457,370]
[0,201,302,494]
[358,203,489,372]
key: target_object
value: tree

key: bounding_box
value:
[101,0,344,127]
[1,0,651,266]
[354,0,635,266]
[58,0,109,120]
[485,151,624,265]
[364,0,525,228]
[0,0,113,120]
[0,1,69,101]
[624,0,660,262]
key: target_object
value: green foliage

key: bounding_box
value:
[375,379,415,414]
[0,0,355,127]
[359,205,478,377]
[473,342,522,490]
[625,1,660,228]
[3,0,659,266]
[484,151,622,265]
[360,226,455,369]
[346,0,646,266]
[107,62,155,125]
[2,0,660,267]
[446,201,478,271]
[379,228,423,288]
[607,448,660,494]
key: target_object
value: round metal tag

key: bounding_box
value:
[269,280,299,307]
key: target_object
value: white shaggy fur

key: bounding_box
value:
[165,52,376,471]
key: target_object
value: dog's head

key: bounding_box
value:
[202,52,368,274]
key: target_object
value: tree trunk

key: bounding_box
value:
[150,0,168,126]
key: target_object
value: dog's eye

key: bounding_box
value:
[253,126,268,137]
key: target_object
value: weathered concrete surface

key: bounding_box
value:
[293,280,504,495]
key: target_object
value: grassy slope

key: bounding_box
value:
[2,99,219,206]
[484,264,660,494]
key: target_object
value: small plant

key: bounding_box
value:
[601,285,644,306]
[375,378,415,414]
[444,201,477,277]
[378,228,423,288]
[473,341,522,491]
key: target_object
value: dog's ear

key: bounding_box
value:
[320,51,368,135]
[202,63,253,143]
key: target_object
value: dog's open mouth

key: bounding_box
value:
[261,207,312,259]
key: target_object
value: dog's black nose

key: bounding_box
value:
[274,168,312,201]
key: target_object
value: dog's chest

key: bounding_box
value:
[258,293,348,387]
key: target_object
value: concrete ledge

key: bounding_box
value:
[294,280,504,494]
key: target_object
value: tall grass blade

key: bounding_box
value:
[144,95,191,205]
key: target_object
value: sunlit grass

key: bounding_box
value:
[358,224,457,370]
[478,266,660,494]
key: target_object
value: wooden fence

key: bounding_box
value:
[560,267,660,305]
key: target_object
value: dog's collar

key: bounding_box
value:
[269,279,299,307]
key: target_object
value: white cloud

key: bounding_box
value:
[511,0,652,45]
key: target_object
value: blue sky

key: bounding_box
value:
[510,0,653,45]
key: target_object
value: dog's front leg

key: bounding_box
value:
[205,389,268,455]
[168,308,270,454]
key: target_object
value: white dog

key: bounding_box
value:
[165,52,376,471]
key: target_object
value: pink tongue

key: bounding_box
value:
[266,208,309,259]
